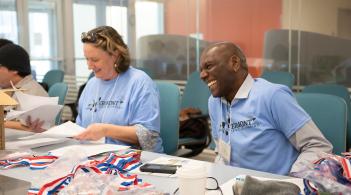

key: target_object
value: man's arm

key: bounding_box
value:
[289,120,333,174]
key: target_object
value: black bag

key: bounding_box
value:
[179,108,211,146]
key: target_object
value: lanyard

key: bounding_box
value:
[91,75,119,124]
[219,99,232,143]
[0,155,58,170]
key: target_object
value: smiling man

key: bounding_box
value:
[200,42,332,175]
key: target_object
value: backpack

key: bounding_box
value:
[179,108,211,156]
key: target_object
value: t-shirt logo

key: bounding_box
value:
[87,97,124,112]
[219,117,259,133]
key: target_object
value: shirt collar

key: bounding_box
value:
[15,75,33,88]
[221,74,254,103]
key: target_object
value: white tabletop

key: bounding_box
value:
[2,128,290,194]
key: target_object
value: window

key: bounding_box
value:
[0,0,18,43]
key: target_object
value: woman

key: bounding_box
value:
[75,26,163,153]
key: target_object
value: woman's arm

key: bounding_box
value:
[74,123,139,144]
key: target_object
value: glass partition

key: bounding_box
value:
[3,0,351,88]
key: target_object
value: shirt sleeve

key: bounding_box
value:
[289,120,333,174]
[135,124,161,151]
[270,87,311,138]
[129,80,160,132]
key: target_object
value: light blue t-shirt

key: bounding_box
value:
[76,67,163,153]
[209,74,310,175]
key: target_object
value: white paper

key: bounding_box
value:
[6,104,63,129]
[5,91,62,129]
[48,143,130,157]
[14,91,58,111]
[19,121,86,139]
[6,137,68,150]
[220,175,305,195]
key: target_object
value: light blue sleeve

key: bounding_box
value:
[129,80,160,132]
[270,87,311,138]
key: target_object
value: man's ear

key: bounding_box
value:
[231,55,240,72]
[9,69,19,76]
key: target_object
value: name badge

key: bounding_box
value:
[218,139,231,164]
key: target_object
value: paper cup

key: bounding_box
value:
[177,164,207,195]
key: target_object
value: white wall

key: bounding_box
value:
[282,0,351,38]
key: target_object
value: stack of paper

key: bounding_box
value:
[19,121,86,140]
[6,137,68,150]
[48,143,130,157]
[5,91,63,129]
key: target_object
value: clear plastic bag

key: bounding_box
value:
[59,170,163,195]
[291,153,351,194]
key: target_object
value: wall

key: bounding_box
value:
[281,0,351,38]
[165,0,282,59]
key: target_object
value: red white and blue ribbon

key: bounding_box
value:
[28,150,145,195]
[0,155,58,170]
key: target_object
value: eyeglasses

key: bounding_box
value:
[173,176,223,195]
[81,32,102,43]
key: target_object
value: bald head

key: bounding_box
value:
[203,42,248,71]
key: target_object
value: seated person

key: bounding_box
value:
[0,38,13,48]
[200,41,332,175]
[0,42,48,131]
[74,26,163,153]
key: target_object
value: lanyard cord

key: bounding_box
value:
[91,75,119,124]
[220,99,232,142]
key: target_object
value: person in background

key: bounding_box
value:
[0,41,48,131]
[74,26,163,153]
[0,38,13,48]
[200,41,332,175]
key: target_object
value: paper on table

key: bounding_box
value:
[19,121,86,139]
[6,137,68,150]
[220,175,305,195]
[6,104,63,129]
[48,143,130,157]
[148,156,189,166]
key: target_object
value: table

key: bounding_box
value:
[1,128,290,194]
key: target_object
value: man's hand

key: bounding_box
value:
[26,116,45,133]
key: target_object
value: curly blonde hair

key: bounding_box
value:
[81,26,130,73]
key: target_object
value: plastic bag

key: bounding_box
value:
[291,152,351,194]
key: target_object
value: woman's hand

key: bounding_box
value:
[26,116,45,133]
[74,123,107,141]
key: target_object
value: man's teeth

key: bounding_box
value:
[208,80,216,87]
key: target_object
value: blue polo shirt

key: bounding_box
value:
[208,74,310,175]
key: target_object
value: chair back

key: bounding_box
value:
[261,71,295,89]
[156,81,180,155]
[43,69,65,89]
[136,67,154,79]
[302,83,351,149]
[48,82,68,125]
[181,71,211,114]
[296,93,347,154]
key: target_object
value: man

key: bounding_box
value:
[200,42,332,175]
[0,38,13,48]
[0,42,48,131]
